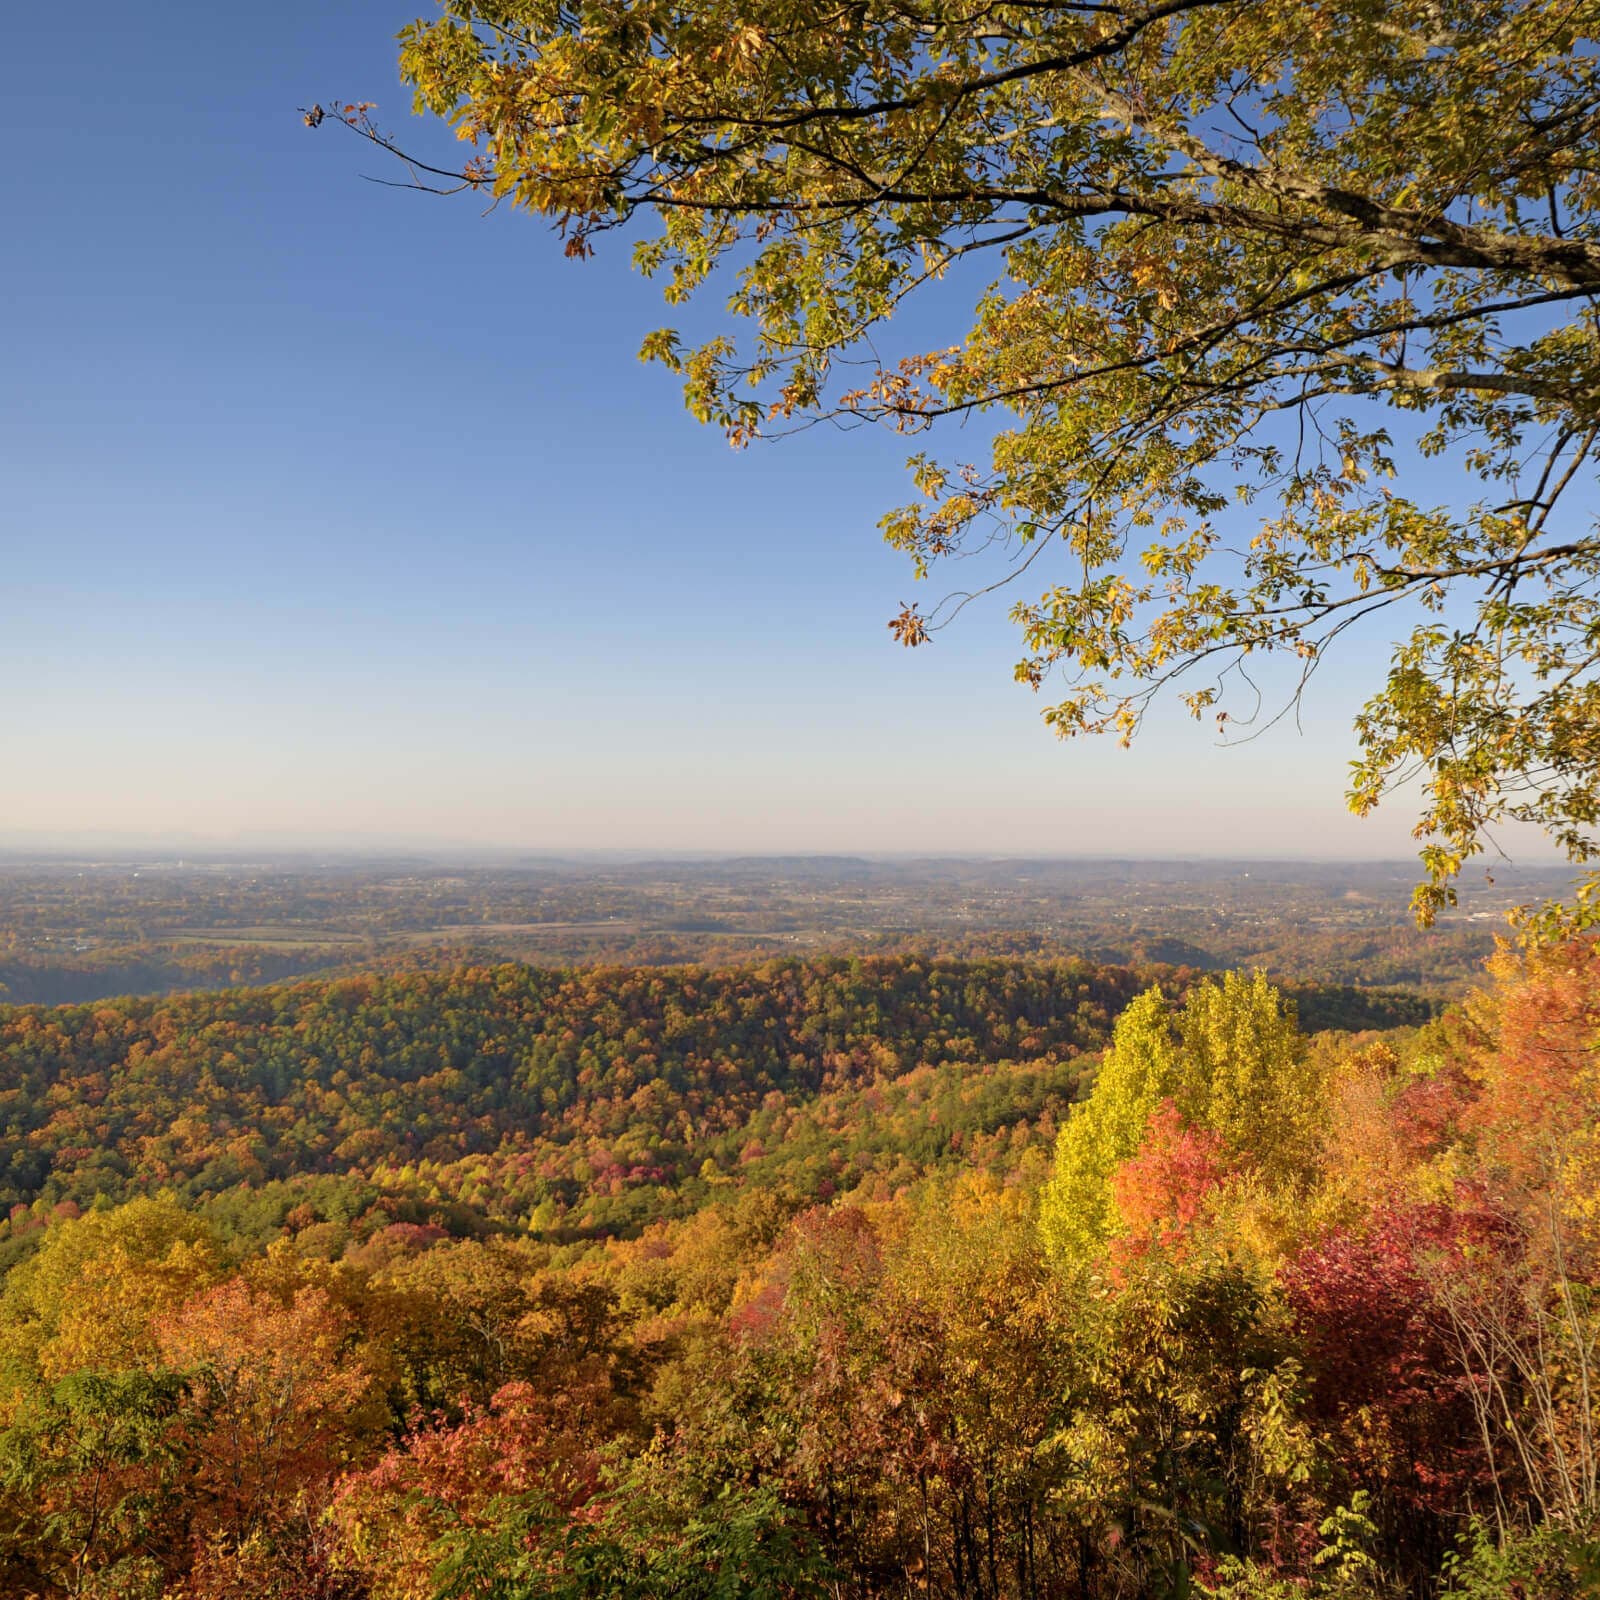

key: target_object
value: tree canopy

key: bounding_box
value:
[7,949,1600,1595]
[1039,970,1315,1262]
[315,0,1600,921]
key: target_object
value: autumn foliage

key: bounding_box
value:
[2,949,1600,1595]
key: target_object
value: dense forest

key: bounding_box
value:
[0,948,1595,1597]
[0,957,1428,1236]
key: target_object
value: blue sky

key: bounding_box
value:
[0,1,1524,859]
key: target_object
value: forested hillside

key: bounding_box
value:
[0,956,1426,1236]
[1,948,1596,1597]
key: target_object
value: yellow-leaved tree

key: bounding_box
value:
[0,1197,219,1386]
[1040,973,1320,1265]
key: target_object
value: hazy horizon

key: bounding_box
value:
[0,834,1572,875]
